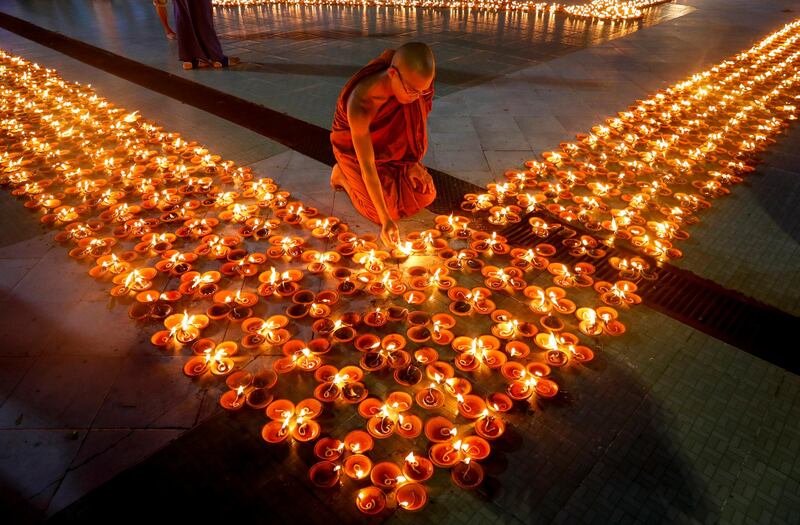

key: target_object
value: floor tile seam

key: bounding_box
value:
[552,352,697,517]
[47,349,139,509]
[0,356,37,410]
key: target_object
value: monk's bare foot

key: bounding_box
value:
[166,31,177,40]
[330,164,349,192]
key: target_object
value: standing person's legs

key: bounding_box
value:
[186,0,229,65]
[173,0,210,68]
[152,0,175,39]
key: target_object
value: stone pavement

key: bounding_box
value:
[0,0,798,523]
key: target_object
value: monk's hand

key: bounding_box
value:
[380,220,401,248]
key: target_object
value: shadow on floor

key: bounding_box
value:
[45,351,712,524]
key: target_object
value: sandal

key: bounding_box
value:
[212,56,241,68]
[182,59,210,70]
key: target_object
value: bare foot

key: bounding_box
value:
[166,31,177,40]
[330,164,348,192]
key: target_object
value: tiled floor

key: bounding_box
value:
[0,0,799,523]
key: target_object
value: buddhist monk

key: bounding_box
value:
[330,42,436,247]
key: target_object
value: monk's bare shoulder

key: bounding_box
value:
[347,71,389,127]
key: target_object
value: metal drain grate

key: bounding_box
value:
[499,212,800,374]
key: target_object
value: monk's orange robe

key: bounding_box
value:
[330,49,436,224]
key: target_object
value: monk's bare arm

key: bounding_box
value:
[346,85,393,227]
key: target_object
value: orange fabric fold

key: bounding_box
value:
[330,49,436,224]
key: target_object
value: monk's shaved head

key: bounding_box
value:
[392,42,435,88]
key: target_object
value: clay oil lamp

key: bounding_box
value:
[265,235,305,259]
[177,217,218,238]
[608,256,657,280]
[507,375,559,400]
[490,310,537,340]
[178,270,220,298]
[415,381,445,410]
[423,416,456,444]
[402,452,434,483]
[273,339,325,374]
[547,262,595,288]
[335,231,378,257]
[300,249,340,274]
[219,252,262,279]
[336,276,362,297]
[240,315,291,349]
[194,234,236,260]
[474,406,507,440]
[394,362,423,387]
[402,289,425,305]
[313,365,367,404]
[218,202,258,224]
[68,236,117,260]
[435,213,471,239]
[356,487,386,515]
[261,398,322,443]
[238,216,279,241]
[509,248,549,272]
[309,461,341,489]
[219,370,253,411]
[524,286,576,315]
[134,232,175,255]
[354,248,390,273]
[429,437,468,468]
[360,391,419,439]
[344,429,374,455]
[330,316,357,343]
[595,280,642,306]
[344,454,373,481]
[395,481,427,512]
[407,229,448,253]
[447,287,495,316]
[257,267,303,298]
[413,347,438,366]
[110,267,157,297]
[451,458,484,490]
[182,341,236,377]
[129,290,180,321]
[442,248,483,272]
[152,311,209,347]
[535,331,580,367]
[246,370,278,409]
[314,437,345,461]
[154,250,197,276]
[481,266,527,292]
[456,393,487,419]
[89,253,131,279]
[370,462,403,490]
[469,231,510,255]
[565,234,607,259]
[206,292,253,323]
[363,307,388,328]
[368,269,405,296]
[430,313,455,345]
[213,289,259,308]
[390,240,415,260]
[460,192,494,213]
[354,333,381,353]
[487,205,522,226]
[408,266,455,291]
[306,216,345,239]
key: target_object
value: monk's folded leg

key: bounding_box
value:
[332,161,383,224]
[396,163,436,219]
